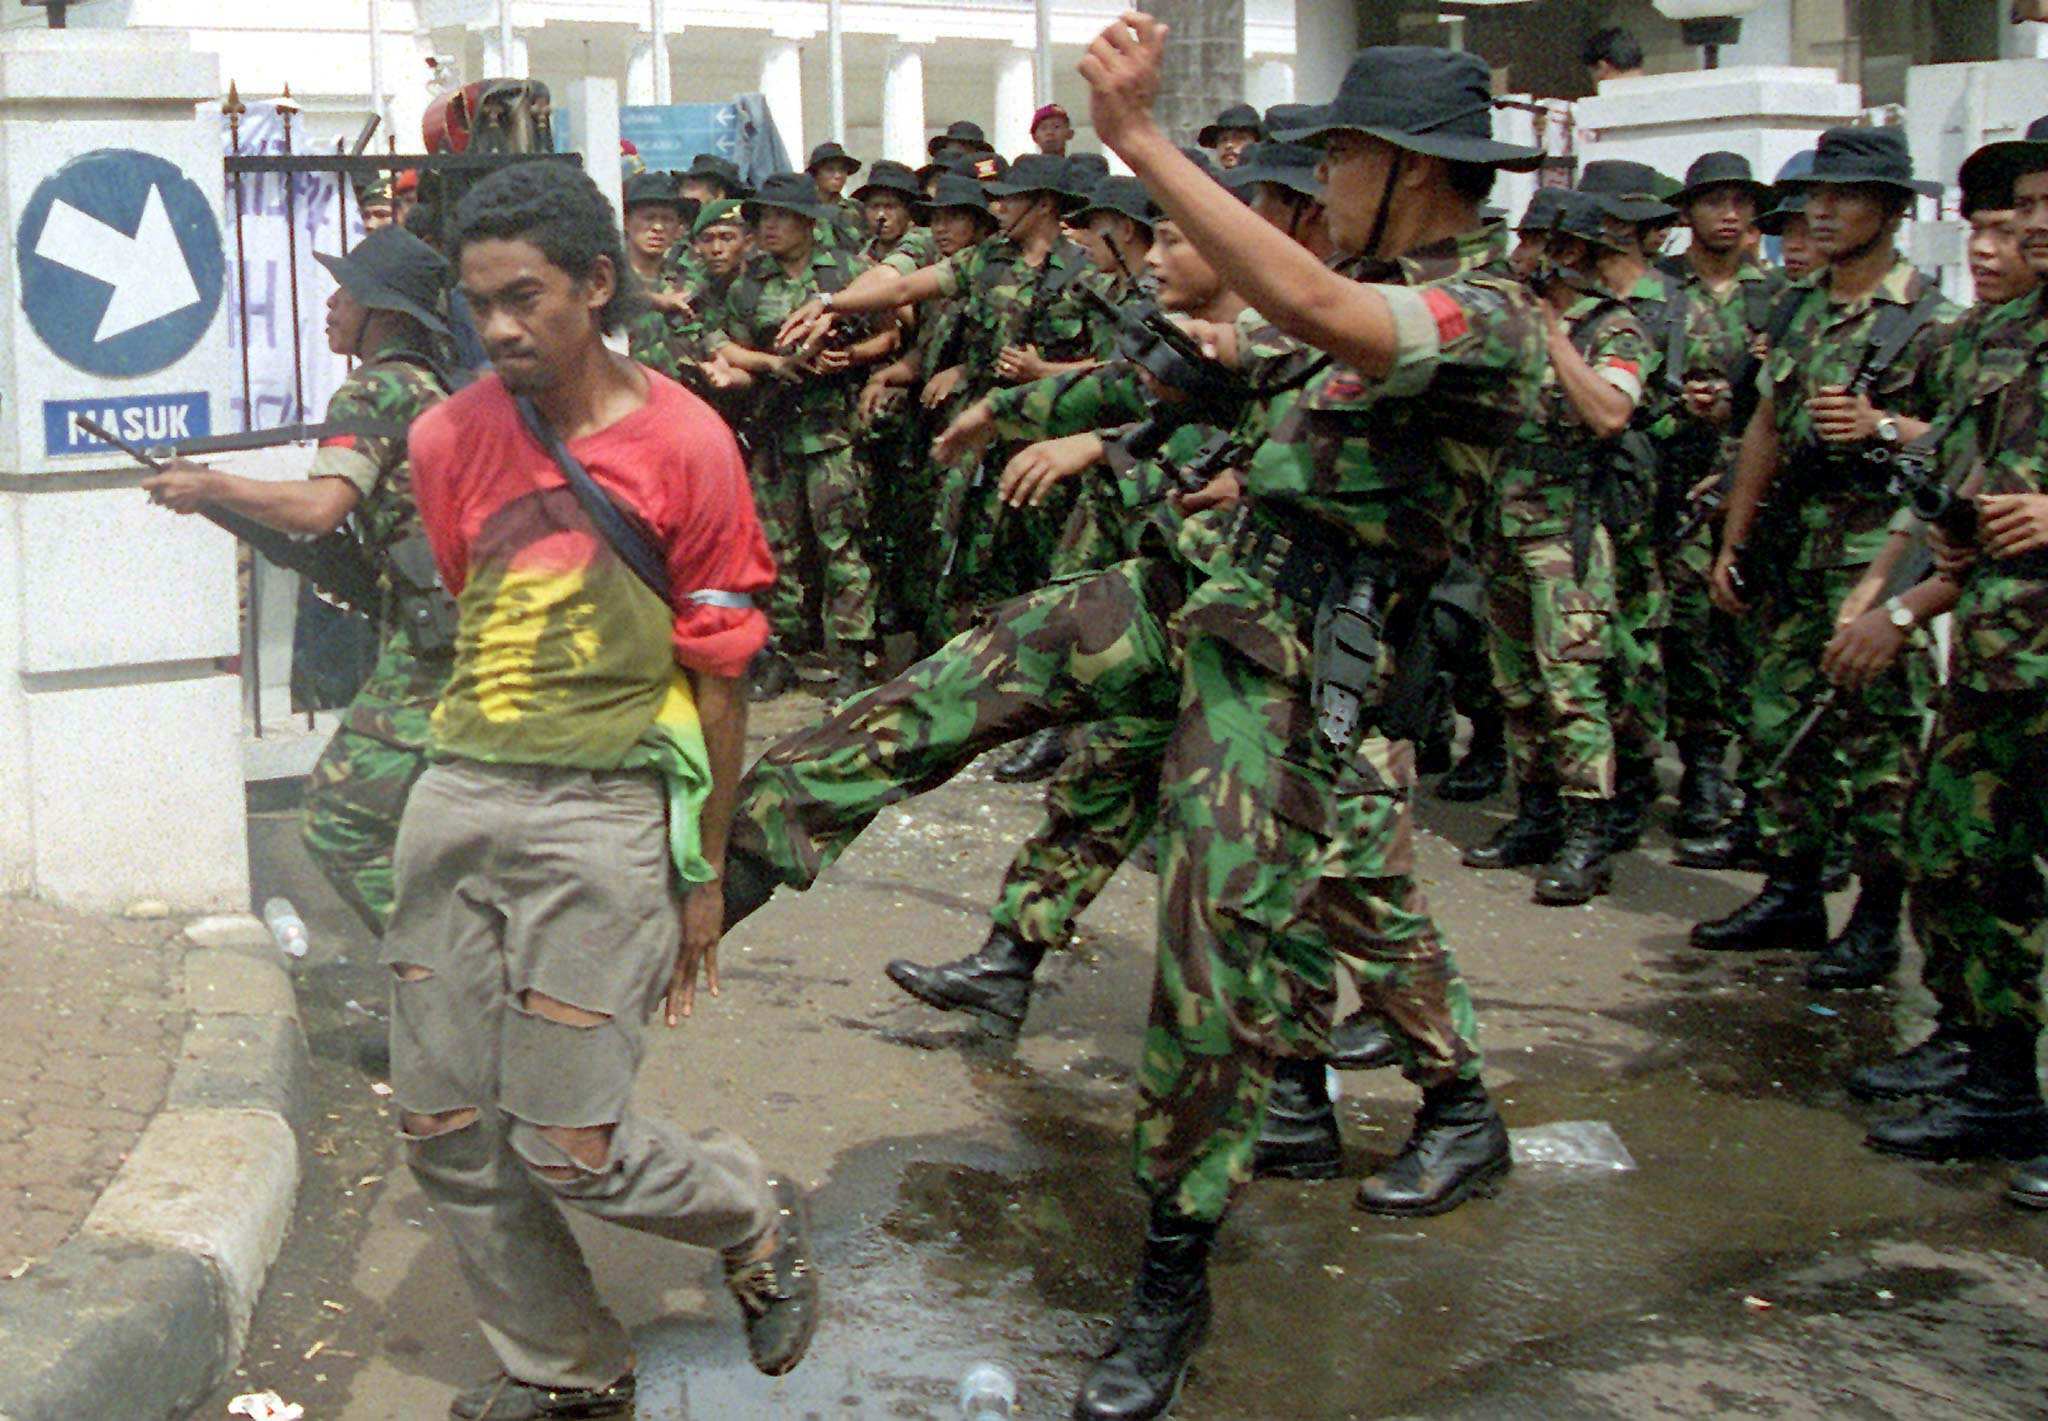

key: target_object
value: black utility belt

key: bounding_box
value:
[1225,501,1357,608]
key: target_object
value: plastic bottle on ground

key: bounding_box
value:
[959,1361,1016,1419]
[263,897,310,959]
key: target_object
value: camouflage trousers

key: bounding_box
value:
[731,556,1481,1224]
[1748,565,1927,870]
[1660,528,1754,750]
[1479,526,1616,801]
[1606,526,1669,765]
[1049,476,1134,583]
[753,443,878,652]
[1905,685,2048,1032]
[990,713,1167,949]
[860,400,943,640]
[302,705,435,936]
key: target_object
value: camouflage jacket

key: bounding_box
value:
[1927,288,2048,692]
[1764,256,1959,568]
[985,361,1149,442]
[1494,290,1648,539]
[1660,255,1786,479]
[864,225,940,278]
[625,263,697,373]
[822,196,868,253]
[936,234,1117,398]
[1178,223,1547,684]
[723,243,869,456]
[303,336,450,725]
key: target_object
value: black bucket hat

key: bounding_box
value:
[623,170,686,213]
[1784,126,1941,198]
[1515,185,1569,234]
[1058,153,1112,204]
[1578,159,1678,224]
[1275,47,1541,171]
[742,171,830,222]
[806,141,862,176]
[1549,188,1630,253]
[1958,114,2048,210]
[984,152,1074,201]
[315,226,451,335]
[1072,175,1159,229]
[915,172,998,225]
[917,149,1008,187]
[1197,102,1265,149]
[681,153,752,199]
[1221,140,1323,199]
[1668,151,1774,210]
[1755,186,1808,236]
[851,159,922,203]
[928,120,994,158]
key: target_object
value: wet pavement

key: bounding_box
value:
[204,721,2048,1419]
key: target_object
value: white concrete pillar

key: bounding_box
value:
[650,0,675,104]
[482,27,528,80]
[882,43,927,165]
[1292,0,1356,108]
[761,37,805,165]
[1722,0,1794,68]
[1246,57,1293,113]
[993,44,1035,160]
[627,38,657,106]
[0,27,249,911]
[566,76,623,213]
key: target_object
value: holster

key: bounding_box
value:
[385,532,460,659]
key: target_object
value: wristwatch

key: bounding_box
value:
[1875,414,1901,444]
[818,291,836,312]
[1884,595,1916,631]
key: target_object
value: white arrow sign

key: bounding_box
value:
[34,184,203,342]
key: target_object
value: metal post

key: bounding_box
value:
[651,0,673,105]
[225,84,255,435]
[1034,0,1053,106]
[368,0,388,133]
[827,0,846,144]
[278,88,306,426]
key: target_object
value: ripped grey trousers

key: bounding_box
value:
[384,758,773,1389]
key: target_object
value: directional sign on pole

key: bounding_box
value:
[15,148,225,378]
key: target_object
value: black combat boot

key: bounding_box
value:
[722,848,783,933]
[1672,735,1734,839]
[1462,784,1563,869]
[992,727,1067,784]
[747,646,800,702]
[1533,799,1615,906]
[1846,1020,1971,1102]
[1600,752,1658,855]
[1805,868,1904,990]
[1072,1206,1216,1421]
[2007,1153,2048,1209]
[1688,859,1828,952]
[1252,1058,1343,1180]
[1354,1076,1512,1217]
[1435,710,1507,802]
[1327,1009,1399,1071]
[885,927,1047,1039]
[1865,1024,2048,1162]
[1672,803,1763,871]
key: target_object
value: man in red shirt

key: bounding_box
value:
[385,160,817,1420]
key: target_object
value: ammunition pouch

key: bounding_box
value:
[1313,560,1393,756]
[1225,500,1352,610]
[385,532,460,659]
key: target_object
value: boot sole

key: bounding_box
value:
[2007,1185,2048,1210]
[1844,1073,1967,1104]
[1353,1152,1511,1218]
[1688,925,1828,953]
[1533,872,1612,907]
[883,963,1027,1038]
[1864,1132,2048,1164]
[1804,965,1899,991]
[1254,1153,1344,1181]
[1328,1050,1400,1072]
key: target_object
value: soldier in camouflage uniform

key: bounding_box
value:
[1700,128,1956,983]
[805,141,871,251]
[727,41,1550,1418]
[1655,153,1787,841]
[1462,191,1645,906]
[143,229,453,933]
[621,171,700,374]
[1070,174,1158,300]
[771,153,1117,641]
[1819,122,2048,1179]
[713,173,889,701]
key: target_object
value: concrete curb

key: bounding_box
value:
[0,914,308,1421]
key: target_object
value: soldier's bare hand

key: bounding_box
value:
[1821,610,1905,690]
[1173,468,1241,515]
[665,881,725,1026]
[1928,521,1978,577]
[1080,12,1170,157]
[140,462,218,514]
[1978,493,2048,559]
[859,375,903,420]
[1709,548,1750,616]
[703,355,751,391]
[807,346,853,376]
[1683,377,1730,423]
[1000,433,1102,507]
[922,365,966,409]
[1810,385,1880,443]
[649,288,695,317]
[1685,472,1721,503]
[933,399,997,464]
[995,344,1052,383]
[777,300,834,350]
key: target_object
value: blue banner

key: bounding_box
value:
[45,392,210,457]
[559,95,791,186]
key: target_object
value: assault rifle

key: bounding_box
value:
[1075,282,1252,412]
[78,414,383,614]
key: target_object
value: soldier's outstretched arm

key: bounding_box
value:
[1080,13,1399,376]
[142,461,361,536]
[778,264,949,348]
